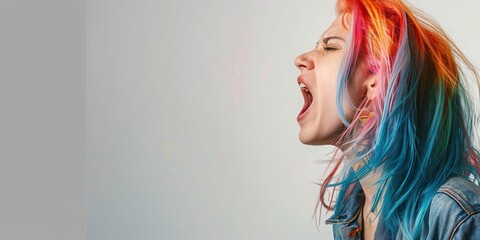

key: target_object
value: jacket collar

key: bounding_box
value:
[325,181,365,225]
[324,180,397,239]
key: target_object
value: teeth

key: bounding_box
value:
[299,82,309,91]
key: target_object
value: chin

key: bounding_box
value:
[298,126,345,146]
[299,132,333,146]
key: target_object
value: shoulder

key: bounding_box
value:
[433,175,480,215]
[428,175,480,240]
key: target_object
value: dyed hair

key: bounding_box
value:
[315,0,480,239]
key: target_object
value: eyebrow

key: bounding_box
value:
[316,36,345,46]
[322,36,345,44]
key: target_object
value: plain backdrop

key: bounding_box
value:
[85,0,480,239]
[1,0,479,240]
[0,0,85,240]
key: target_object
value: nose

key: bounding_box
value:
[294,51,314,72]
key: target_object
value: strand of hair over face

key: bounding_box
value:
[314,0,480,239]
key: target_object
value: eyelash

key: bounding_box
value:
[323,47,336,52]
[315,42,337,52]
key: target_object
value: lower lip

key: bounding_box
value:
[297,102,312,122]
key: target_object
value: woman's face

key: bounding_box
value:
[294,14,371,146]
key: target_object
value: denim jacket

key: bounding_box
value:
[325,174,480,239]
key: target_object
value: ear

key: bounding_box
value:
[365,74,376,101]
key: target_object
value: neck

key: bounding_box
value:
[347,150,384,211]
[340,123,384,212]
[356,163,383,208]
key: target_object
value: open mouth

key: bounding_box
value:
[299,83,313,116]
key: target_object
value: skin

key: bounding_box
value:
[294,13,375,146]
[294,13,379,240]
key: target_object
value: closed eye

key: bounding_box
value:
[315,42,337,52]
[323,47,336,52]
[315,41,338,52]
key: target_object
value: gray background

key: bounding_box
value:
[1,0,479,240]
[0,0,85,240]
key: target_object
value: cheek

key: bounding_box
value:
[316,63,341,107]
[316,61,366,122]
[320,78,338,106]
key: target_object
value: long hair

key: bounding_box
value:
[314,0,480,239]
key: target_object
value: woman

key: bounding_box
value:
[294,0,480,239]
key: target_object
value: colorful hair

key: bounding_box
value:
[314,0,480,239]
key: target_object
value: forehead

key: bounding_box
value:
[320,13,351,40]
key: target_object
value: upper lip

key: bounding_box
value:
[297,75,310,91]
[297,75,313,103]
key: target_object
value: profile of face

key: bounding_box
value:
[294,14,375,146]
